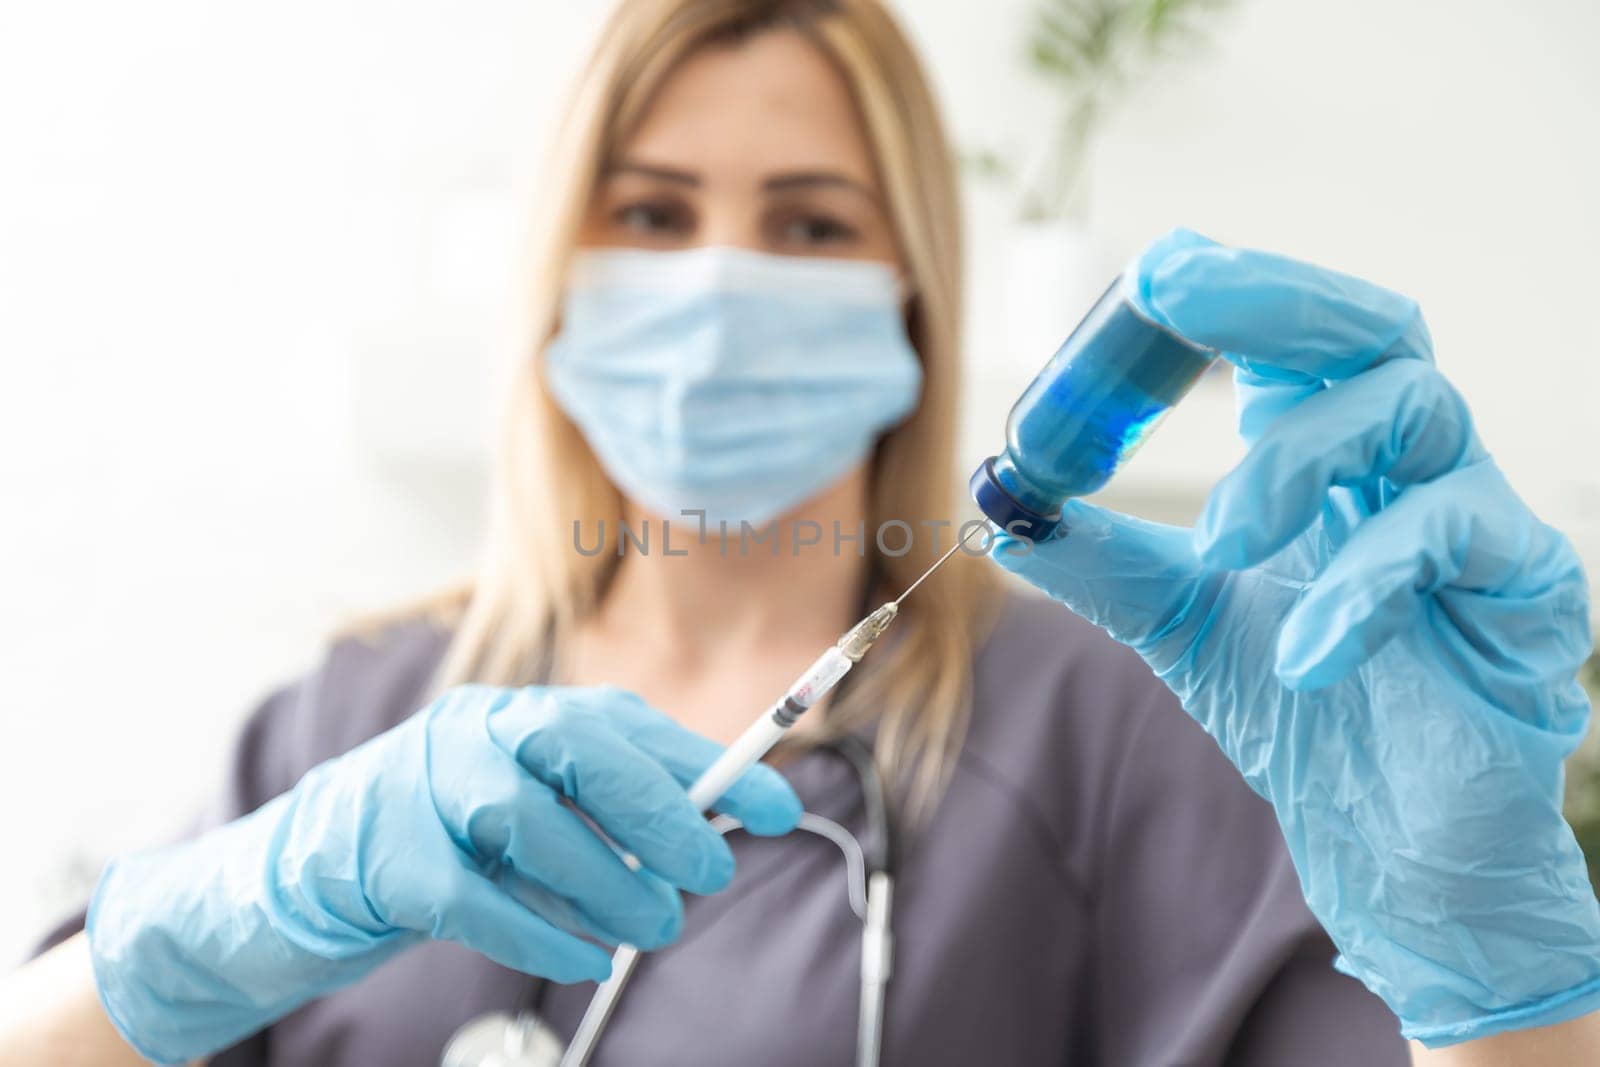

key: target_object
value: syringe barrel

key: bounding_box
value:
[787,646,853,708]
[685,647,854,812]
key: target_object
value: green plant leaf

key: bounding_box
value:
[1029,37,1084,80]
[1017,0,1233,221]
[963,149,1017,182]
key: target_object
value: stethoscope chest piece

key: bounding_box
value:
[442,1011,565,1067]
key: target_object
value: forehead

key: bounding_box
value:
[618,28,879,187]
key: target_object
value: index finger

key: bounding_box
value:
[1128,228,1434,383]
[488,690,739,896]
[595,690,805,838]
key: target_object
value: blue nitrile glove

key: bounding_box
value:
[87,684,802,1065]
[994,228,1600,1047]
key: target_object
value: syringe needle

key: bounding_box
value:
[893,521,989,606]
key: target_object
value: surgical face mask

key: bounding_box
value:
[544,246,923,528]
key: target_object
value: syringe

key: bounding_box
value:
[562,522,986,1067]
[684,521,986,811]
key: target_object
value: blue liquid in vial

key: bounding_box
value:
[971,279,1217,539]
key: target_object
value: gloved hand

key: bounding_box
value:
[87,684,802,1065]
[995,228,1600,1047]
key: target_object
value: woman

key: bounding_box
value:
[6,1,1600,1064]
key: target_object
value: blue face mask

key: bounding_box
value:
[544,246,923,528]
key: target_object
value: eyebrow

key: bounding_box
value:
[762,170,880,204]
[605,160,880,203]
[606,161,700,186]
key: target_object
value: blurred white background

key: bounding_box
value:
[2,0,1597,962]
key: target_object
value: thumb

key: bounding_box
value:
[990,499,1204,657]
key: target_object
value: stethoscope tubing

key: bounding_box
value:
[560,738,895,1067]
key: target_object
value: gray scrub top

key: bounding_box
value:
[43,592,1408,1065]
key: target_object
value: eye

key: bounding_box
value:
[610,198,695,237]
[770,211,859,249]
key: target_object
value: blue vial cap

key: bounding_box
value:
[969,457,1061,542]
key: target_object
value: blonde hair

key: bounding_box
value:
[436,0,1001,815]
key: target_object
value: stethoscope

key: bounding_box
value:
[441,736,897,1067]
